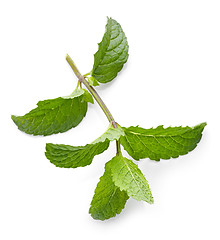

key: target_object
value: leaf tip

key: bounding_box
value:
[45,143,51,150]
[11,114,20,127]
[200,122,207,128]
[11,114,16,121]
[194,122,207,131]
[149,196,154,204]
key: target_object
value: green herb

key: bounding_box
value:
[45,124,124,168]
[121,123,206,161]
[11,88,93,136]
[89,161,129,220]
[12,17,206,221]
[91,18,128,83]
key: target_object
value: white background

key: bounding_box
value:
[1,0,220,239]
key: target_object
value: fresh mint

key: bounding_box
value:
[89,161,129,220]
[11,88,93,136]
[91,17,129,83]
[45,124,124,168]
[109,154,154,203]
[12,17,206,220]
[121,123,206,161]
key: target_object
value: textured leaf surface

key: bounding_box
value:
[91,17,128,83]
[89,162,129,220]
[11,89,92,136]
[45,124,124,168]
[121,123,206,161]
[45,141,109,168]
[110,154,154,203]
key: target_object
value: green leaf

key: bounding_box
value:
[91,17,129,83]
[45,124,124,168]
[92,124,124,144]
[121,122,207,161]
[89,161,129,220]
[87,76,100,86]
[45,141,109,168]
[109,154,154,203]
[11,89,93,136]
[81,89,94,104]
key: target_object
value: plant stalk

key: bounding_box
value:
[65,54,121,153]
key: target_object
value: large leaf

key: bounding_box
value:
[89,161,129,220]
[45,124,124,168]
[11,89,93,136]
[91,17,129,83]
[120,123,206,161]
[109,154,154,203]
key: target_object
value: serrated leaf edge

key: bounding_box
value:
[121,122,207,161]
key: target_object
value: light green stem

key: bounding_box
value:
[66,54,121,153]
[66,54,116,125]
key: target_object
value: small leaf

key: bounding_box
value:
[91,17,129,83]
[87,76,100,86]
[82,89,94,103]
[120,122,207,161]
[62,88,85,99]
[92,123,124,143]
[89,161,129,220]
[45,123,124,168]
[11,89,93,136]
[109,154,154,203]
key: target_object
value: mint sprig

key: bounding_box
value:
[12,17,206,221]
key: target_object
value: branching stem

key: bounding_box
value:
[66,54,121,154]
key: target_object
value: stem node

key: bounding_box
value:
[66,54,121,155]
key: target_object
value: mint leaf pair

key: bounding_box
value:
[89,154,153,220]
[12,18,128,135]
[45,122,205,220]
[90,123,206,220]
[12,17,206,221]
